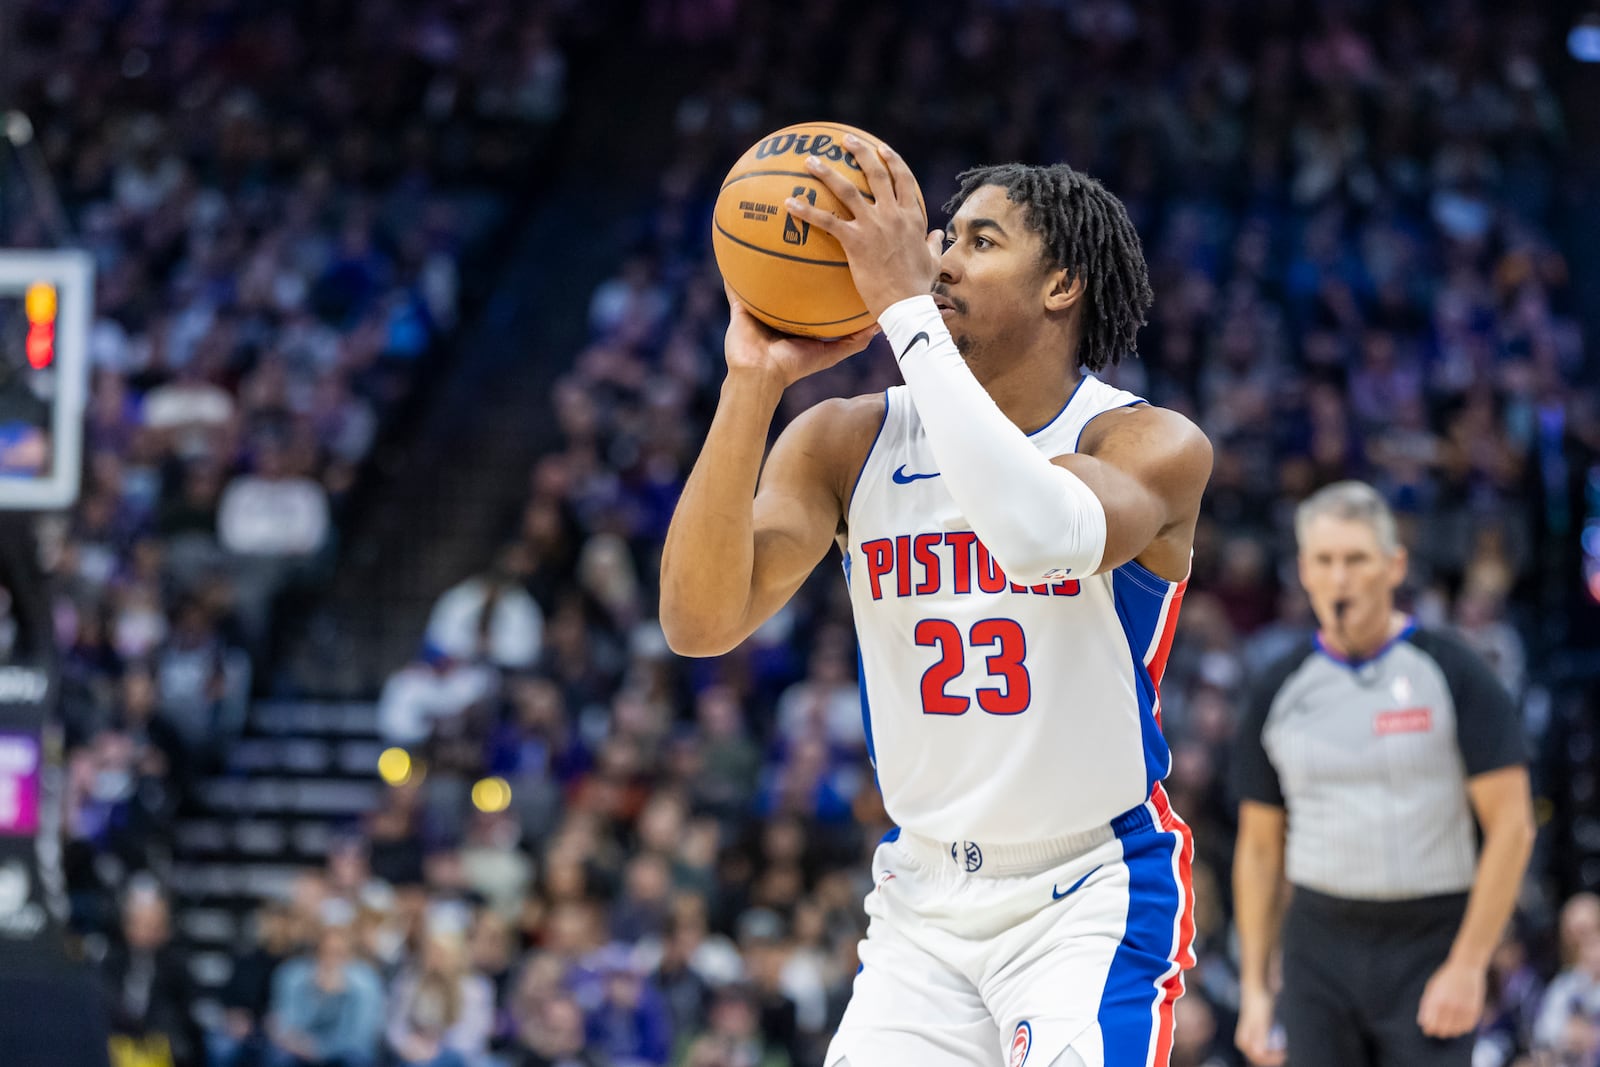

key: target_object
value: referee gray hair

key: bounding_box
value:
[1294,481,1400,555]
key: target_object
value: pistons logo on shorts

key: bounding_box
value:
[1009,1021,1033,1066]
[952,840,983,872]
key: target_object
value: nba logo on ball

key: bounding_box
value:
[1009,1021,1032,1066]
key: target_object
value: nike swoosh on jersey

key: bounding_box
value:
[891,464,940,484]
[1051,864,1103,900]
[897,331,930,362]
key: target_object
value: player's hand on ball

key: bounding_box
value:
[786,136,941,318]
[723,285,879,390]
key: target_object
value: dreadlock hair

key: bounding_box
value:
[944,163,1153,373]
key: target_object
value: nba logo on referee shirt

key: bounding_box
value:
[1009,1021,1032,1066]
[952,840,983,872]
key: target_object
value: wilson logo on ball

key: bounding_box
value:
[754,132,862,170]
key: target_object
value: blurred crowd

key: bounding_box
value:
[1,0,574,1053]
[12,0,1600,1066]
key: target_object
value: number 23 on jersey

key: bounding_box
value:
[914,617,1030,715]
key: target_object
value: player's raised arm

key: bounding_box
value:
[658,297,878,658]
[789,137,1209,584]
[882,296,1210,581]
[1052,404,1212,575]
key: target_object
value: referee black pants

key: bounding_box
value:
[1280,886,1474,1067]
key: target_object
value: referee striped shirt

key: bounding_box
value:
[1234,621,1524,900]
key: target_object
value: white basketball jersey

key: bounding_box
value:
[843,376,1187,844]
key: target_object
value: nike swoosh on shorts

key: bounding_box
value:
[1052,864,1103,901]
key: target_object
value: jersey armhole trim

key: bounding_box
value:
[1074,398,1149,451]
[844,391,891,535]
[1114,555,1188,596]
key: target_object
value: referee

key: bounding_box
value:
[1232,481,1535,1067]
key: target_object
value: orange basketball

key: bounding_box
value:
[712,121,925,338]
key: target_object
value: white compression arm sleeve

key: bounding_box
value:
[880,294,1107,582]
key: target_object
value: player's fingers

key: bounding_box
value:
[844,133,895,207]
[784,191,847,239]
[723,282,743,312]
[877,140,920,210]
[801,154,866,214]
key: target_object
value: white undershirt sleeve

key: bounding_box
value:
[879,294,1107,582]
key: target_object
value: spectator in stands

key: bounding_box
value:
[511,994,603,1067]
[690,685,761,820]
[100,879,199,1067]
[215,438,331,561]
[66,728,168,894]
[385,925,495,1067]
[773,631,864,753]
[425,543,545,671]
[1477,924,1545,1067]
[1536,899,1600,1061]
[1170,995,1232,1067]
[731,909,801,1065]
[22,4,1600,1065]
[209,901,298,1067]
[377,643,497,748]
[216,436,331,655]
[155,596,246,763]
[363,780,429,889]
[581,943,673,1067]
[488,674,581,846]
[112,662,188,806]
[458,808,534,923]
[679,981,791,1067]
[467,907,517,1004]
[265,908,384,1067]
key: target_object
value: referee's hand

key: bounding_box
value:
[1235,987,1286,1066]
[1416,958,1487,1038]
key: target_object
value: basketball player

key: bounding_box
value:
[661,137,1213,1066]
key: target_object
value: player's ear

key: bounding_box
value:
[1044,269,1085,313]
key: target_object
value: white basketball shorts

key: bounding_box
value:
[825,786,1196,1067]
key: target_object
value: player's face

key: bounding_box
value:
[934,185,1060,364]
[1297,516,1408,640]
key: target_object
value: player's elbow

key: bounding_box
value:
[980,469,1108,584]
[988,542,1069,586]
[662,628,737,659]
[982,522,1102,586]
[659,605,741,659]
